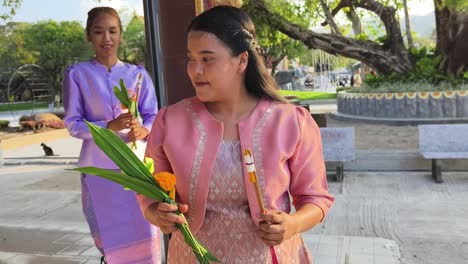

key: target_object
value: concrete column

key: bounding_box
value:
[156,1,196,106]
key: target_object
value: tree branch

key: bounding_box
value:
[322,3,362,36]
[319,0,342,35]
[320,0,405,52]
[248,0,412,74]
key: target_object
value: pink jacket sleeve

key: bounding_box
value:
[288,107,335,221]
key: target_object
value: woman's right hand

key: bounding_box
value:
[106,113,134,131]
[144,202,189,233]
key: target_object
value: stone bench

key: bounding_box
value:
[301,104,327,127]
[320,127,355,182]
[418,124,468,183]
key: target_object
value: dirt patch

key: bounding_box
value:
[0,127,59,141]
[0,127,70,151]
[326,116,419,150]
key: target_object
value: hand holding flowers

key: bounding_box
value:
[144,201,189,234]
[127,120,149,142]
[114,77,141,149]
[106,112,135,131]
[71,121,219,263]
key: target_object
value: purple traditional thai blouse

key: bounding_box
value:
[63,59,158,169]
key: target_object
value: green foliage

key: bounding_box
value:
[0,0,21,20]
[0,22,36,69]
[349,80,465,93]
[113,78,140,119]
[120,13,146,64]
[21,20,91,92]
[354,32,365,41]
[440,0,468,11]
[0,120,10,128]
[364,46,467,89]
[242,0,314,70]
[413,35,436,49]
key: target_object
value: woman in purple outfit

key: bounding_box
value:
[62,7,161,264]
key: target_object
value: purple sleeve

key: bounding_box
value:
[137,68,158,133]
[62,67,108,140]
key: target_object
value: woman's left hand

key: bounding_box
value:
[258,211,298,246]
[128,119,149,141]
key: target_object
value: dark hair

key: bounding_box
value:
[86,7,122,37]
[187,5,286,103]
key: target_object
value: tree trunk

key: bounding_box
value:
[319,0,341,35]
[344,7,362,36]
[434,1,468,76]
[270,53,286,76]
[248,0,413,75]
[403,0,414,49]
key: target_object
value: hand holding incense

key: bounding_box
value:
[243,149,279,264]
[130,73,143,149]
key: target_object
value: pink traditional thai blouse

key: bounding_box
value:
[139,96,334,262]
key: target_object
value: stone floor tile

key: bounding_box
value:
[374,255,400,264]
[314,254,341,264]
[347,254,375,264]
[75,236,94,245]
[316,243,340,257]
[319,235,344,245]
[57,244,93,255]
[0,251,16,262]
[80,246,101,258]
[54,234,87,244]
[7,254,84,264]
[83,260,101,264]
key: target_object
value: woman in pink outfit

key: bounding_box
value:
[139,5,334,263]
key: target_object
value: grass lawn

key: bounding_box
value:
[0,102,49,112]
[279,90,337,100]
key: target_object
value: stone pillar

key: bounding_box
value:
[156,1,196,106]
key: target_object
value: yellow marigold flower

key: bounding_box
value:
[154,172,176,192]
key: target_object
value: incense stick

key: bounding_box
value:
[243,149,265,213]
[243,149,279,264]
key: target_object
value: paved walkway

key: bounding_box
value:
[0,134,402,263]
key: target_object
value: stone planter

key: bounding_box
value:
[337,90,468,120]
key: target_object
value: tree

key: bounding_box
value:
[121,13,146,65]
[434,0,468,75]
[245,0,467,77]
[22,20,91,92]
[3,0,466,77]
[402,0,415,49]
[243,0,309,74]
[0,22,37,70]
